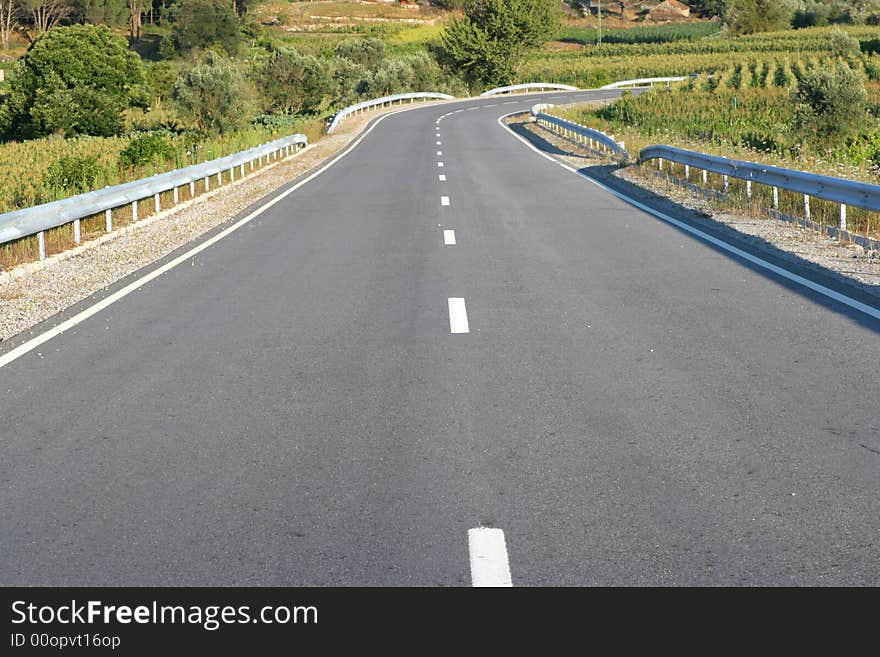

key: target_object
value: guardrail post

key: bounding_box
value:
[132,200,138,222]
[73,219,81,244]
[839,203,847,230]
[173,186,179,205]
[105,209,112,232]
[723,175,729,193]
[240,164,245,177]
[746,180,752,201]
[772,186,778,209]
[38,231,46,260]
[217,171,222,186]
[189,181,195,197]
[658,158,663,171]
[153,193,160,214]
[250,159,255,171]
[685,164,690,181]
[803,194,811,221]
[702,169,708,186]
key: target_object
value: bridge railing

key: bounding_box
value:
[326,92,455,134]
[480,83,579,97]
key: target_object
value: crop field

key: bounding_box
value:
[519,25,880,88]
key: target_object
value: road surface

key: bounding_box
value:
[1,90,878,586]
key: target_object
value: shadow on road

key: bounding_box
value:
[506,120,880,335]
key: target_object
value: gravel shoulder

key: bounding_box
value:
[507,115,880,306]
[0,103,445,344]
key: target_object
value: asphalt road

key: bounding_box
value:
[1,91,878,586]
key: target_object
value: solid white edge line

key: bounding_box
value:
[468,527,513,587]
[496,112,880,322]
[448,297,469,334]
[441,196,450,206]
[0,107,437,370]
[443,229,456,245]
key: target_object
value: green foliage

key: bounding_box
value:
[118,134,174,169]
[43,155,105,195]
[0,24,149,140]
[724,0,795,35]
[173,55,251,134]
[169,0,243,56]
[335,38,388,69]
[71,0,129,26]
[440,0,560,88]
[256,48,330,115]
[828,28,860,58]
[794,61,868,142]
[557,22,721,46]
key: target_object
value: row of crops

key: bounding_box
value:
[556,59,880,176]
[520,25,880,88]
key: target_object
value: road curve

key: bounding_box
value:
[1,90,878,586]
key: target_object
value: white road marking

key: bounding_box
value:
[468,527,512,587]
[438,174,446,181]
[448,298,469,334]
[441,196,450,206]
[0,105,424,370]
[436,141,442,145]
[497,113,880,322]
[437,151,443,156]
[443,229,456,245]
[437,161,444,167]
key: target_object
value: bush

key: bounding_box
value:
[828,29,860,58]
[0,24,149,140]
[256,48,331,115]
[793,62,868,141]
[173,55,251,134]
[43,155,105,195]
[169,0,242,56]
[119,134,174,169]
[724,0,796,35]
[335,38,388,69]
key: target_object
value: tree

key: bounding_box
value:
[793,62,867,143]
[128,0,142,40]
[439,0,560,88]
[71,0,128,26]
[20,0,72,34]
[0,0,17,50]
[256,48,330,115]
[173,54,250,133]
[723,0,795,35]
[0,24,149,139]
[168,0,241,56]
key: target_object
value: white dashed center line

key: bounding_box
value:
[448,298,469,334]
[436,141,442,145]
[437,151,443,156]
[443,229,456,245]
[440,196,450,206]
[437,162,444,167]
[468,527,512,587]
[438,174,446,181]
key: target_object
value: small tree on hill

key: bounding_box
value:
[724,0,795,35]
[440,0,560,89]
[256,48,330,115]
[169,0,242,56]
[173,54,251,133]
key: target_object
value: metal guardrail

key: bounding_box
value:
[0,133,308,258]
[599,77,686,89]
[531,106,631,161]
[481,83,579,97]
[326,92,454,134]
[640,145,880,230]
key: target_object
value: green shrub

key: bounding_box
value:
[43,155,105,195]
[119,134,174,169]
[173,55,251,134]
[793,61,868,141]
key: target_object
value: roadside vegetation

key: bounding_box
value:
[0,0,879,219]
